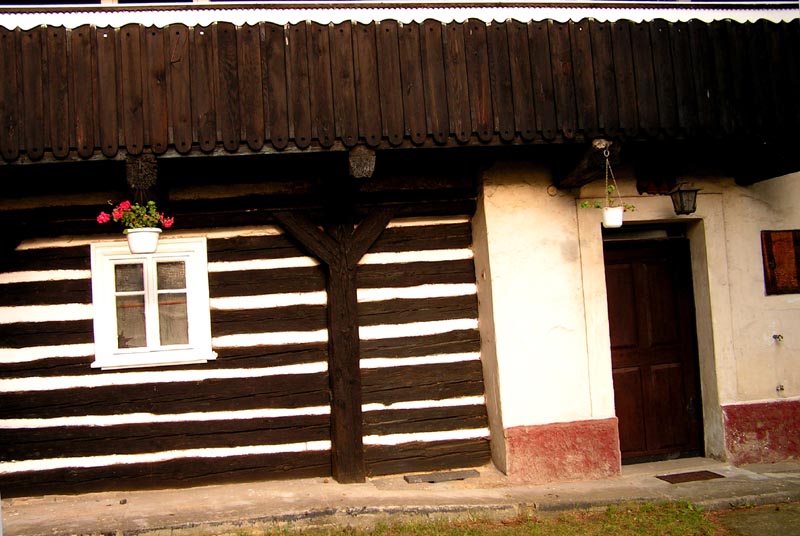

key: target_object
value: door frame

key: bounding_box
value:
[577,190,733,461]
[602,228,704,462]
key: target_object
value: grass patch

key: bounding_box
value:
[258,502,719,536]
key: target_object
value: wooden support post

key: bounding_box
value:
[272,206,395,483]
[556,139,620,189]
[125,154,159,204]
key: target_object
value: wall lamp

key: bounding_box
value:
[669,184,701,215]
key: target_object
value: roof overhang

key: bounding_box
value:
[0,1,797,30]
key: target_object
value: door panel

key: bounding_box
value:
[604,237,703,462]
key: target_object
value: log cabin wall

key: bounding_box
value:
[0,18,797,163]
[0,174,489,496]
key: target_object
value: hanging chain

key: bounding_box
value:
[603,149,622,208]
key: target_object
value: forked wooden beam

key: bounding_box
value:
[272,206,395,483]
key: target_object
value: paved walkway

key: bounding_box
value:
[2,458,800,535]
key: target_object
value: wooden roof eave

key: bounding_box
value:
[0,18,797,170]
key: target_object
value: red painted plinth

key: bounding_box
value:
[723,399,800,465]
[505,418,621,483]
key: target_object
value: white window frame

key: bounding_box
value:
[90,237,216,370]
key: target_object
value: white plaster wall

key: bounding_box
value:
[723,172,800,403]
[475,160,799,462]
[475,161,615,431]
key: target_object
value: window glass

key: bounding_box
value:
[158,292,189,345]
[157,261,186,290]
[115,263,144,292]
[116,295,146,348]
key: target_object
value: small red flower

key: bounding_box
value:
[118,200,132,211]
[161,216,175,229]
[97,212,111,224]
[112,207,124,220]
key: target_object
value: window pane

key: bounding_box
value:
[159,292,189,345]
[115,264,144,292]
[116,295,146,348]
[157,262,186,290]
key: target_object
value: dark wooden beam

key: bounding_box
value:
[272,206,395,484]
[555,138,621,188]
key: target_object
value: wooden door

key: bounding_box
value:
[604,237,703,462]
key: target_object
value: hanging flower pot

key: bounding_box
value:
[97,200,175,254]
[602,206,624,228]
[126,227,162,254]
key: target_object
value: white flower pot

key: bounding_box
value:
[126,228,162,254]
[602,206,624,228]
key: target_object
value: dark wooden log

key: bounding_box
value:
[368,221,472,253]
[358,258,476,289]
[358,294,477,326]
[0,279,91,307]
[308,23,335,148]
[0,27,20,161]
[20,26,46,160]
[420,20,449,145]
[237,24,265,151]
[211,304,328,336]
[69,26,96,158]
[570,20,598,137]
[0,244,91,272]
[190,25,216,152]
[464,19,493,143]
[709,21,733,135]
[651,20,678,136]
[548,21,576,139]
[363,405,487,436]
[507,20,536,142]
[167,24,193,154]
[95,27,120,157]
[362,360,485,405]
[215,22,241,152]
[119,24,145,155]
[353,23,382,147]
[143,26,169,154]
[443,22,471,143]
[376,20,405,146]
[611,20,638,137]
[209,265,325,298]
[688,21,716,133]
[487,22,514,142]
[0,451,331,499]
[630,22,659,135]
[528,20,557,140]
[0,341,327,379]
[0,318,93,348]
[45,26,70,159]
[262,22,290,150]
[329,21,359,147]
[669,22,698,135]
[397,22,427,145]
[1,414,331,462]
[553,138,620,188]
[590,21,619,134]
[365,439,490,477]
[0,372,331,419]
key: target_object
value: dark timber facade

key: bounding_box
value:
[1,4,799,498]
